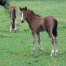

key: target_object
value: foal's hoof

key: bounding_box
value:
[50,54,53,57]
[13,29,14,31]
[40,51,43,55]
[55,52,58,56]
[40,50,43,55]
[31,50,35,54]
[17,29,18,31]
[31,52,34,54]
[15,30,16,33]
[10,31,11,33]
[54,55,57,56]
[40,52,42,55]
[50,55,53,57]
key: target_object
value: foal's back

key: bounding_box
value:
[33,16,55,32]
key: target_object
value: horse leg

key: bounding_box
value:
[16,18,18,31]
[48,32,54,56]
[55,37,58,56]
[17,26,18,31]
[15,18,18,32]
[31,31,36,54]
[15,18,17,33]
[37,32,43,55]
[10,19,12,32]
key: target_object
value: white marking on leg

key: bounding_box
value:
[50,38,54,56]
[15,25,17,31]
[55,37,58,56]
[10,24,12,32]
[50,50,54,56]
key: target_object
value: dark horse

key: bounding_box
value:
[0,0,10,12]
[19,6,58,56]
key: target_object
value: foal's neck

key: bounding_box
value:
[26,11,35,24]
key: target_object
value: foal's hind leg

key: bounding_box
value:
[31,30,36,54]
[15,18,17,33]
[48,32,54,56]
[55,37,58,56]
[16,18,18,31]
[17,26,18,31]
[10,20,12,32]
[15,18,18,33]
[37,32,43,55]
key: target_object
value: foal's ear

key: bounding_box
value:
[25,6,27,11]
[19,7,22,11]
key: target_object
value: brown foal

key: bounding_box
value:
[19,6,58,56]
[9,6,18,33]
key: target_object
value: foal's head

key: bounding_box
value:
[19,6,27,23]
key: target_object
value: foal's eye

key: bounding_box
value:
[25,14,26,16]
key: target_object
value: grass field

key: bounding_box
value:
[0,1,66,66]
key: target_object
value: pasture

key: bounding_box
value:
[0,1,66,66]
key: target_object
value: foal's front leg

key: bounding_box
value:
[37,32,43,55]
[31,31,36,54]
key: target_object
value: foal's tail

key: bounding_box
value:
[13,9,16,18]
[12,18,15,29]
[52,19,58,37]
[12,9,16,29]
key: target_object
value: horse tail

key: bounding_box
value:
[13,9,16,18]
[52,19,58,37]
[12,9,16,29]
[12,18,15,29]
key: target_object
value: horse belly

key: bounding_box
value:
[37,25,45,32]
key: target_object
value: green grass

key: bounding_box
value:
[0,1,66,66]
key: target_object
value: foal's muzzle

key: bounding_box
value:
[21,20,24,23]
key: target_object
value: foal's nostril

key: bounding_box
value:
[21,20,24,23]
[22,20,24,23]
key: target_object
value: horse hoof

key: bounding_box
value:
[50,54,53,57]
[40,52,42,55]
[55,55,57,56]
[40,50,43,55]
[15,30,16,33]
[55,53,57,56]
[10,31,11,33]
[31,52,34,54]
[50,55,52,57]
[17,29,18,31]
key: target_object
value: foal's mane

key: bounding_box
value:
[22,8,41,17]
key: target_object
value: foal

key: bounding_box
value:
[9,6,18,33]
[19,7,58,56]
